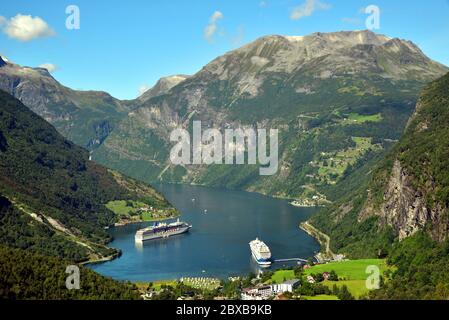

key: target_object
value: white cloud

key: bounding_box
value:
[138,85,151,96]
[1,14,55,42]
[259,1,267,7]
[290,0,331,21]
[251,56,270,67]
[204,11,223,43]
[38,63,58,73]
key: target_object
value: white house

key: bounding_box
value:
[241,285,273,300]
[271,279,300,294]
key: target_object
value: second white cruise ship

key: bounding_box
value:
[135,219,192,242]
[249,238,272,266]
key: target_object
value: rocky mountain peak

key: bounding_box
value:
[198,30,446,91]
[138,74,190,102]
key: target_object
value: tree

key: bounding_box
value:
[329,270,338,281]
[337,285,354,300]
[314,273,324,283]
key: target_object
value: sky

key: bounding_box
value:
[1,0,449,100]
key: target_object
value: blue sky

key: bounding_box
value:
[1,0,449,99]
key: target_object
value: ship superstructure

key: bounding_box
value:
[135,219,192,242]
[249,238,272,266]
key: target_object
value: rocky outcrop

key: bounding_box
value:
[357,71,449,244]
[363,160,448,241]
[87,120,112,149]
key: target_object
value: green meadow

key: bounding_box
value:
[304,259,393,299]
[271,270,296,284]
[271,259,393,300]
[303,259,390,280]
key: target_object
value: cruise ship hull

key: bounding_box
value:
[251,251,272,267]
[135,225,191,242]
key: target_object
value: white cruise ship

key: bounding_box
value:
[249,238,272,266]
[135,219,192,242]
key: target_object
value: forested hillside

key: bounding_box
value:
[0,245,140,300]
[311,72,449,258]
[0,90,175,262]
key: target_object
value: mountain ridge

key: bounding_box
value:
[0,58,128,150]
[92,30,448,203]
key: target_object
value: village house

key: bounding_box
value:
[271,279,300,294]
[241,285,273,300]
[306,275,316,284]
[241,279,301,300]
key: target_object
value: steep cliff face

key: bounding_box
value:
[361,160,448,242]
[311,72,449,257]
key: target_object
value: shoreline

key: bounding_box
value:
[113,212,181,227]
[86,186,328,276]
[80,250,122,266]
[299,221,334,260]
[155,181,330,207]
[289,201,325,208]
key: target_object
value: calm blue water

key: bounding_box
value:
[89,184,320,281]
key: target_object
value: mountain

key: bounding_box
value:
[92,30,448,202]
[0,56,128,150]
[138,74,190,102]
[308,72,449,300]
[0,90,175,262]
[310,72,449,258]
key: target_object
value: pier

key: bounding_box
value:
[274,258,308,263]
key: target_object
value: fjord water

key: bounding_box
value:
[90,184,320,281]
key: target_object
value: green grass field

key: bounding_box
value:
[304,259,393,299]
[316,137,382,184]
[135,280,178,291]
[106,200,147,216]
[271,270,296,284]
[304,259,390,280]
[322,280,368,299]
[140,211,153,221]
[344,113,383,124]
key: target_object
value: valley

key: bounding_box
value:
[1,25,449,301]
[89,31,447,206]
